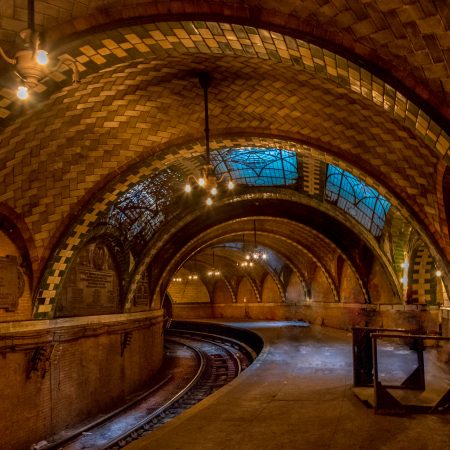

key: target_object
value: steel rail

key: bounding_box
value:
[97,331,247,450]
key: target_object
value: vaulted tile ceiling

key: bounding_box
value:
[0,1,448,316]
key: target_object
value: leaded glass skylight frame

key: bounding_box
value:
[107,168,184,252]
[211,147,299,187]
[325,165,391,237]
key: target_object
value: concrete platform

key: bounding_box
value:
[127,321,450,450]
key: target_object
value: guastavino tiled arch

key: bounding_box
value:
[0,21,448,159]
[33,137,422,318]
[0,25,446,278]
[0,21,445,318]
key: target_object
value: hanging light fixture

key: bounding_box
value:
[0,0,79,100]
[184,73,235,204]
[188,255,199,280]
[245,220,267,262]
[207,249,221,277]
[239,233,254,268]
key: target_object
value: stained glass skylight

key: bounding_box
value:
[107,169,183,252]
[211,147,298,186]
[325,165,391,236]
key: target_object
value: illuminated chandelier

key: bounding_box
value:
[184,73,234,205]
[207,250,221,277]
[188,256,199,280]
[0,0,79,100]
[243,220,267,263]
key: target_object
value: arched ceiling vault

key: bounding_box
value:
[0,5,447,317]
[1,59,446,265]
[0,1,448,122]
[188,243,309,300]
[30,137,440,318]
[200,231,342,303]
[144,212,402,309]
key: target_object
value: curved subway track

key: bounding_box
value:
[39,323,261,450]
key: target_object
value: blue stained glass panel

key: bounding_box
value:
[107,169,182,251]
[211,147,298,186]
[325,165,391,236]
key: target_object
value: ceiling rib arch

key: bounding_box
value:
[146,216,380,310]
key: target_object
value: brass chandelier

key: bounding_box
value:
[184,73,234,205]
[0,0,79,100]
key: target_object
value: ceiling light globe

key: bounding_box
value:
[184,184,192,193]
[198,177,206,187]
[36,49,48,65]
[436,270,442,277]
[206,197,213,206]
[228,181,235,190]
[211,187,218,196]
[17,86,28,100]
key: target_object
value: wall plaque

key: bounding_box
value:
[57,242,120,317]
[133,270,150,307]
[0,255,24,311]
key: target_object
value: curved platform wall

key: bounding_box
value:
[0,311,164,450]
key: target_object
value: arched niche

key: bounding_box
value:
[237,277,258,303]
[368,259,400,304]
[339,261,365,304]
[213,279,233,304]
[261,275,282,303]
[167,268,210,304]
[311,268,336,302]
[286,272,306,304]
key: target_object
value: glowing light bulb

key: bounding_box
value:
[262,253,267,259]
[211,187,218,196]
[36,49,48,65]
[17,86,28,100]
[184,184,191,193]
[198,177,206,187]
[436,270,442,277]
[228,180,235,190]
[206,197,213,206]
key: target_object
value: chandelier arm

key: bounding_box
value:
[186,174,198,183]
[0,47,16,65]
[216,172,227,183]
[52,55,80,84]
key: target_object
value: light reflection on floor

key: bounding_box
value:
[220,320,309,328]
